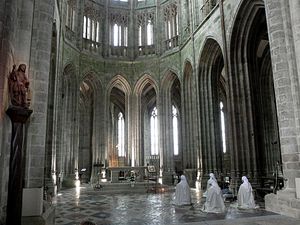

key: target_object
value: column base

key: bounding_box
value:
[61,176,76,188]
[265,189,300,219]
[184,169,197,188]
[22,188,43,216]
[22,203,55,225]
[162,171,173,185]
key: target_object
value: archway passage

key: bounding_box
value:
[229,0,282,188]
[106,75,131,168]
[79,80,94,182]
[140,80,158,168]
[198,39,228,187]
[109,86,126,167]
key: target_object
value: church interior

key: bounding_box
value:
[1,0,300,224]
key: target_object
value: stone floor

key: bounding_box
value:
[53,184,300,225]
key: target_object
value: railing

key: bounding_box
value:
[65,26,76,43]
[109,46,128,57]
[138,45,156,56]
[197,0,218,26]
[164,35,179,51]
[83,38,102,54]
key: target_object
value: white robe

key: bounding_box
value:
[175,175,191,206]
[203,173,217,198]
[238,176,256,209]
[202,180,225,213]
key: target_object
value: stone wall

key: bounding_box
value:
[0,1,22,223]
[0,0,55,223]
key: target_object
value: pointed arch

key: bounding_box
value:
[81,71,104,94]
[106,75,132,167]
[198,38,227,181]
[131,74,159,167]
[78,72,104,181]
[107,74,132,97]
[133,73,159,96]
[229,0,281,184]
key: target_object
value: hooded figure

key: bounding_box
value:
[203,173,217,197]
[175,175,191,206]
[202,179,225,213]
[238,176,256,209]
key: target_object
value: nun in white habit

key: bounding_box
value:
[203,173,217,198]
[202,179,225,213]
[238,176,256,209]
[175,175,191,206]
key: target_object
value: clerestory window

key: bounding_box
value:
[112,24,128,46]
[83,15,100,42]
[164,3,179,49]
[138,18,154,46]
[110,12,129,48]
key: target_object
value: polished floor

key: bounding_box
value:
[53,184,300,225]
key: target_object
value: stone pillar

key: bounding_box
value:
[289,0,300,79]
[131,93,140,167]
[155,0,162,55]
[264,0,300,219]
[128,0,135,59]
[23,0,54,196]
[91,87,105,182]
[103,0,110,57]
[6,106,32,225]
[125,92,131,166]
[159,86,174,185]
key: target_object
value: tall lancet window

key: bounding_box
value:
[118,112,125,157]
[172,105,179,155]
[150,107,158,155]
[220,102,226,153]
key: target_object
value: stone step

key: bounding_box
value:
[91,181,173,194]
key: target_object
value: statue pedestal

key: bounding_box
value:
[184,169,197,188]
[6,106,32,225]
[22,188,43,216]
[265,189,300,219]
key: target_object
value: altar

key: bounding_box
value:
[108,166,147,183]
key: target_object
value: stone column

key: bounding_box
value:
[6,106,32,225]
[289,0,300,79]
[159,87,174,184]
[23,0,54,205]
[125,92,132,166]
[264,0,300,219]
[155,0,162,55]
[128,0,135,59]
[91,87,104,181]
[103,0,110,57]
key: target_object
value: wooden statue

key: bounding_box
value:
[8,64,30,108]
